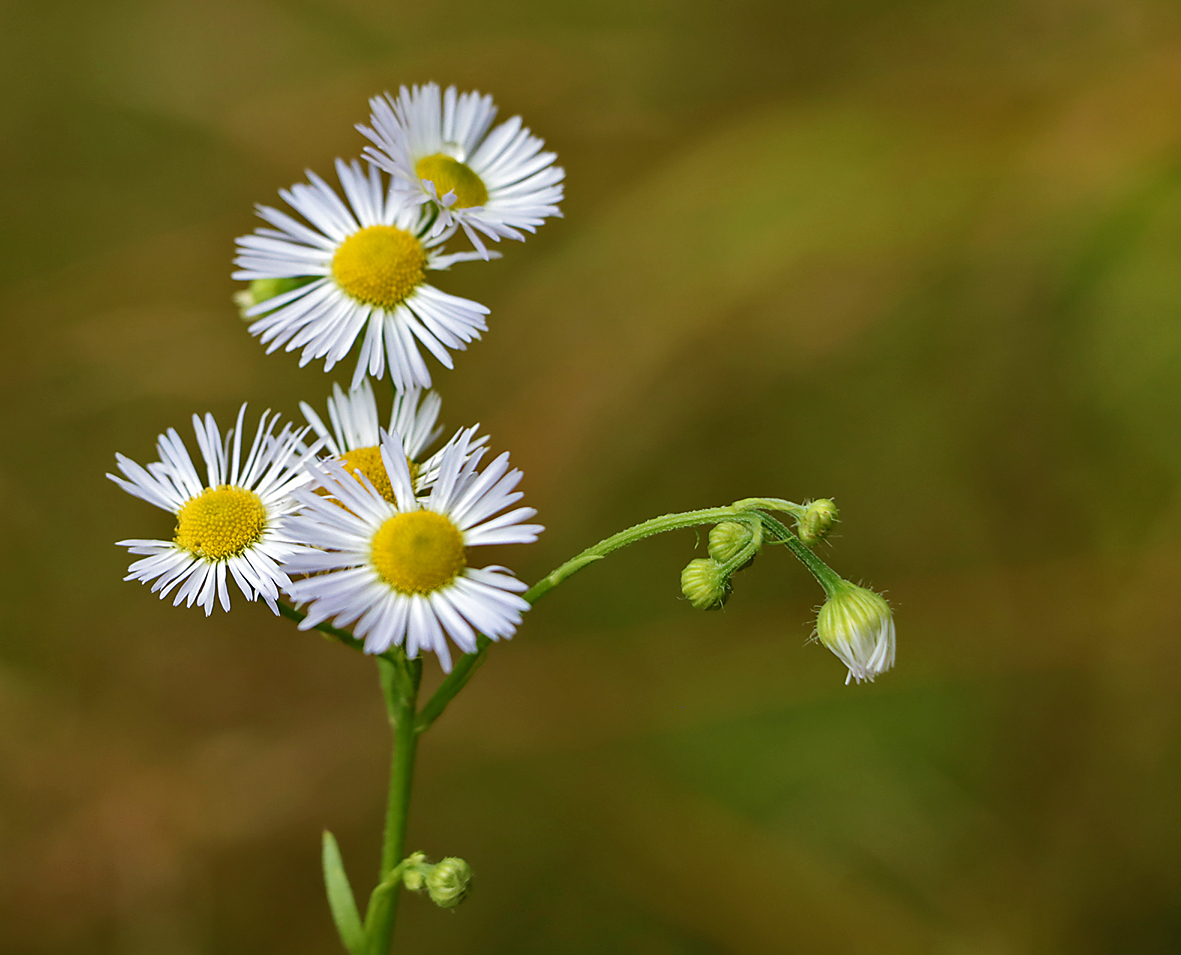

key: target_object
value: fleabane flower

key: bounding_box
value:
[284,428,542,671]
[358,83,564,257]
[233,158,494,391]
[814,581,896,685]
[108,406,321,615]
[299,378,486,499]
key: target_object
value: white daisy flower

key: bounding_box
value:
[814,582,896,685]
[233,158,494,391]
[299,378,486,499]
[284,428,542,671]
[358,83,564,257]
[108,406,323,615]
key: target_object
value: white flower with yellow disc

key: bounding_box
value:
[108,406,322,615]
[359,83,564,258]
[233,158,493,391]
[284,428,542,671]
[299,379,486,499]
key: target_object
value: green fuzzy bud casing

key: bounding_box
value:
[797,499,838,545]
[681,558,729,610]
[234,276,316,320]
[707,521,755,564]
[426,857,473,908]
[400,852,428,892]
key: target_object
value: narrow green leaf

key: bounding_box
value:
[322,830,365,955]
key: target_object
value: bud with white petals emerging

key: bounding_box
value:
[681,558,729,610]
[815,581,895,685]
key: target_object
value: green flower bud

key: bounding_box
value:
[707,521,755,564]
[425,857,472,909]
[400,852,428,891]
[815,581,894,685]
[234,277,315,320]
[680,558,729,610]
[797,499,838,545]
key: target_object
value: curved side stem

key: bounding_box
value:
[415,500,843,732]
[756,513,845,596]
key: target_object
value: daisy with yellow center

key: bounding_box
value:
[283,428,542,671]
[233,158,496,391]
[299,379,487,502]
[358,83,565,258]
[108,406,322,615]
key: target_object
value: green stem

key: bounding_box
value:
[522,504,762,604]
[414,635,491,733]
[278,601,367,654]
[366,655,422,955]
[755,513,845,596]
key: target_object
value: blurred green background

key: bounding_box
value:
[4,0,1181,952]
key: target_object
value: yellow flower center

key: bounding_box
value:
[337,445,420,502]
[415,154,488,209]
[371,510,466,594]
[331,225,426,308]
[174,486,267,561]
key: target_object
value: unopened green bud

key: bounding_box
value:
[681,558,729,610]
[708,521,755,564]
[400,852,428,891]
[425,857,472,909]
[234,277,315,319]
[797,499,838,545]
[815,581,894,685]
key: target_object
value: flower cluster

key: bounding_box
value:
[111,83,559,672]
[106,76,898,955]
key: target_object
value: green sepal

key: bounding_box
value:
[322,830,365,955]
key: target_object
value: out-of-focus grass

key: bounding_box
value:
[4,0,1181,952]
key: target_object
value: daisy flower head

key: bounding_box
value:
[108,406,322,615]
[358,83,565,257]
[299,378,487,499]
[233,158,495,391]
[284,428,543,671]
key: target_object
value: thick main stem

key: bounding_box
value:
[368,656,422,955]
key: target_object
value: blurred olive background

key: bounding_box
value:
[5,0,1181,952]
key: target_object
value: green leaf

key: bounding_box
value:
[322,830,365,955]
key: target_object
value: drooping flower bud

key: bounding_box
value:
[815,581,894,684]
[425,857,472,908]
[707,521,755,564]
[680,558,729,610]
[796,499,838,546]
